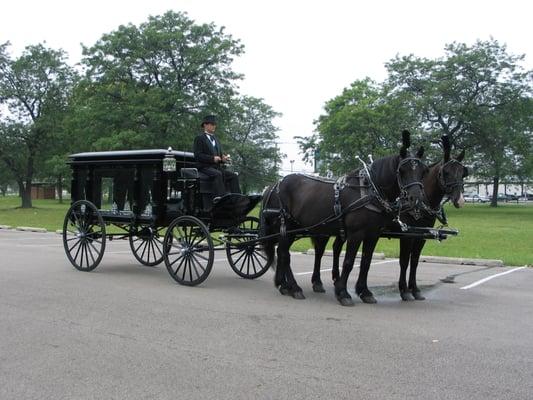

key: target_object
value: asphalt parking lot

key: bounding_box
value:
[1,229,532,400]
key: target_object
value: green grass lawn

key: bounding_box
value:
[1,196,532,266]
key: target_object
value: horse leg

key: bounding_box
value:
[355,235,380,304]
[311,237,327,293]
[276,235,304,299]
[408,239,427,300]
[334,236,361,306]
[399,238,415,301]
[331,235,344,282]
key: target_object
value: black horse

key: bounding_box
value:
[311,135,467,301]
[261,130,427,306]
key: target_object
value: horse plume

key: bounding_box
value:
[442,135,451,162]
[400,130,411,157]
[401,130,411,149]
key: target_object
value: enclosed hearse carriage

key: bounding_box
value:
[63,148,268,286]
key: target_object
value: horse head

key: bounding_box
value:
[396,130,427,209]
[369,130,427,210]
[437,135,468,208]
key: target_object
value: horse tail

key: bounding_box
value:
[259,184,278,270]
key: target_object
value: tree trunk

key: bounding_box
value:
[21,182,33,208]
[490,176,499,207]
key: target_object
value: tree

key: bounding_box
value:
[298,78,418,176]
[0,158,15,196]
[0,42,76,208]
[223,96,282,193]
[385,39,533,205]
[68,11,245,152]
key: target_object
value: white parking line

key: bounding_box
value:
[295,259,397,276]
[460,266,528,290]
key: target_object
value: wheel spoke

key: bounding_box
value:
[182,257,189,281]
[233,250,248,269]
[73,239,84,265]
[193,252,209,262]
[87,239,101,258]
[251,252,264,272]
[189,255,202,280]
[68,239,82,253]
[173,255,187,276]
[254,250,268,261]
[140,240,148,260]
[86,241,96,264]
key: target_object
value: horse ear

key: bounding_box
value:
[442,135,451,162]
[401,130,411,149]
[456,149,465,162]
[416,146,424,159]
[400,146,407,158]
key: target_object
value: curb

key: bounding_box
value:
[15,226,48,233]
[420,255,504,268]
[0,224,13,230]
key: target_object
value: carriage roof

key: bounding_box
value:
[68,149,195,166]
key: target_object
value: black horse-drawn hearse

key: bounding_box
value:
[63,133,462,303]
[63,148,268,286]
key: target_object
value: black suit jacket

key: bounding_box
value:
[193,133,223,168]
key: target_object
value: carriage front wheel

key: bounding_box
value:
[62,200,106,272]
[226,216,271,279]
[163,216,214,286]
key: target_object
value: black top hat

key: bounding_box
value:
[201,115,217,126]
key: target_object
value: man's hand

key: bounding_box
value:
[214,155,222,163]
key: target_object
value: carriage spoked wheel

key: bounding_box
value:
[62,200,106,272]
[225,216,271,279]
[129,226,165,267]
[163,216,214,286]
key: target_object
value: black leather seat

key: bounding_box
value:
[180,168,214,194]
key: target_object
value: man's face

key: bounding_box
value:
[204,123,216,134]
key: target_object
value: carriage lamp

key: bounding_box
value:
[163,147,176,172]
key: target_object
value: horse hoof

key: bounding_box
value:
[413,291,426,301]
[312,283,326,293]
[279,287,290,296]
[400,292,415,301]
[292,291,306,300]
[338,297,354,307]
[360,294,377,304]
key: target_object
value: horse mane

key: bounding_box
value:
[368,154,401,198]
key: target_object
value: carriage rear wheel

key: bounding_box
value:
[62,200,106,272]
[226,216,271,279]
[129,226,165,266]
[163,216,214,286]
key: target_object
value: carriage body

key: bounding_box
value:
[69,149,198,227]
[63,149,267,284]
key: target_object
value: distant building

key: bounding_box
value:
[31,183,56,200]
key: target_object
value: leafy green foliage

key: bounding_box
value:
[0,42,77,207]
[385,39,533,204]
[70,11,245,151]
[299,78,418,175]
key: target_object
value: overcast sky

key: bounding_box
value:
[2,0,532,173]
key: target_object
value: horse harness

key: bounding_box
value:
[269,156,426,240]
[405,159,464,225]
